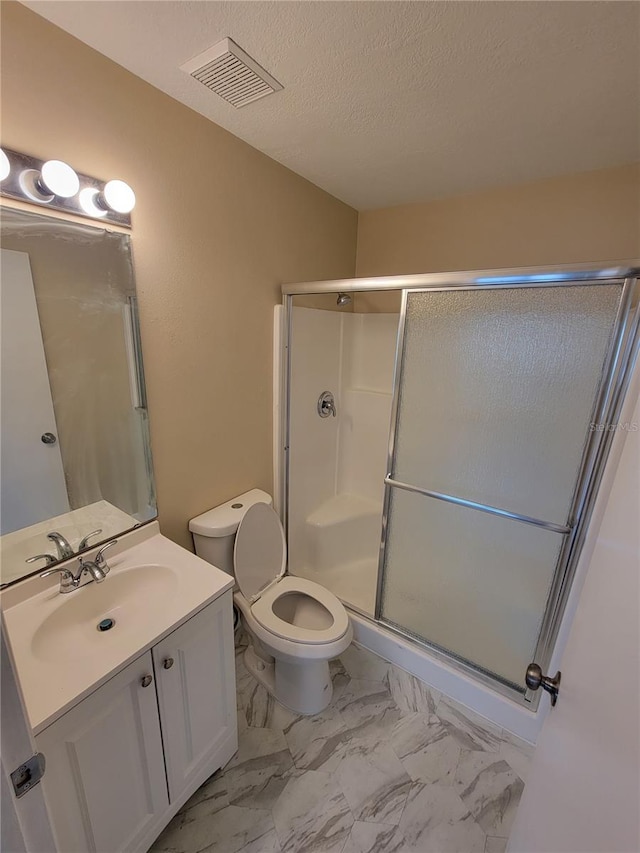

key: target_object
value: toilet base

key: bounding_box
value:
[243,644,275,694]
[243,641,333,716]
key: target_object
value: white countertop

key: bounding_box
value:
[2,526,233,734]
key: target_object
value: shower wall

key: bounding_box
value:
[288,306,399,613]
[337,313,397,501]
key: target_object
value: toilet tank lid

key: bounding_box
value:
[188,489,273,537]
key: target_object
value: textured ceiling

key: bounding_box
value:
[22,1,640,210]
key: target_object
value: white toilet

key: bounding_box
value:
[189,489,353,715]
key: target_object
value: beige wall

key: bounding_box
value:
[356,163,640,277]
[1,2,357,549]
[3,3,638,550]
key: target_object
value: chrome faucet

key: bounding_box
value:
[25,553,57,566]
[78,528,103,552]
[47,531,75,560]
[40,540,118,593]
[26,529,105,568]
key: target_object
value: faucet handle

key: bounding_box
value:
[40,566,73,579]
[78,529,103,551]
[40,566,76,592]
[95,539,118,568]
[26,554,57,566]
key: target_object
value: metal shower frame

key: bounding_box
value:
[280,261,640,707]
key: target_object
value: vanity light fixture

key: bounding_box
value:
[0,147,134,228]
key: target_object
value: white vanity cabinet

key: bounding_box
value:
[36,650,168,853]
[35,591,237,853]
[152,592,236,802]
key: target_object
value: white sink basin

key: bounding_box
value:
[31,564,179,663]
[2,526,234,733]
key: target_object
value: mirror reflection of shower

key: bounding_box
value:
[336,292,351,306]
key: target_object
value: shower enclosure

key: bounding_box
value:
[279,263,639,709]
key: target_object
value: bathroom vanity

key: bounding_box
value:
[0,184,242,852]
[2,524,238,853]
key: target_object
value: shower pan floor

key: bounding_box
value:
[299,556,378,615]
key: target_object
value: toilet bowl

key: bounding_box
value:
[189,490,352,715]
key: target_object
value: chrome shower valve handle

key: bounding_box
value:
[317,391,337,418]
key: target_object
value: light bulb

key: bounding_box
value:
[79,187,108,218]
[0,149,10,181]
[40,160,79,197]
[19,169,54,203]
[103,179,135,214]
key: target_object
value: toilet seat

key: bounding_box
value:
[234,502,286,601]
[234,502,349,646]
[251,575,350,645]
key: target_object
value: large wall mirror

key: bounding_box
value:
[1,207,156,586]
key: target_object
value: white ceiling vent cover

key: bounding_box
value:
[181,38,283,108]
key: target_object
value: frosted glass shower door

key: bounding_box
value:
[380,282,626,689]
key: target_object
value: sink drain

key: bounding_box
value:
[97,618,115,632]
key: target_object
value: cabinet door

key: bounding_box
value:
[36,651,168,853]
[153,591,237,802]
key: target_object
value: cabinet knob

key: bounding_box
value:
[140,674,153,688]
[163,657,174,670]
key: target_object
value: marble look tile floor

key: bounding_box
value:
[151,634,534,853]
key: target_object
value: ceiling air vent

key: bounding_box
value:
[181,38,283,108]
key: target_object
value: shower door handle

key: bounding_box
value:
[525,663,561,706]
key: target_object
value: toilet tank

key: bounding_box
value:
[189,489,273,576]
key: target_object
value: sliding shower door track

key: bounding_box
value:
[345,603,527,703]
